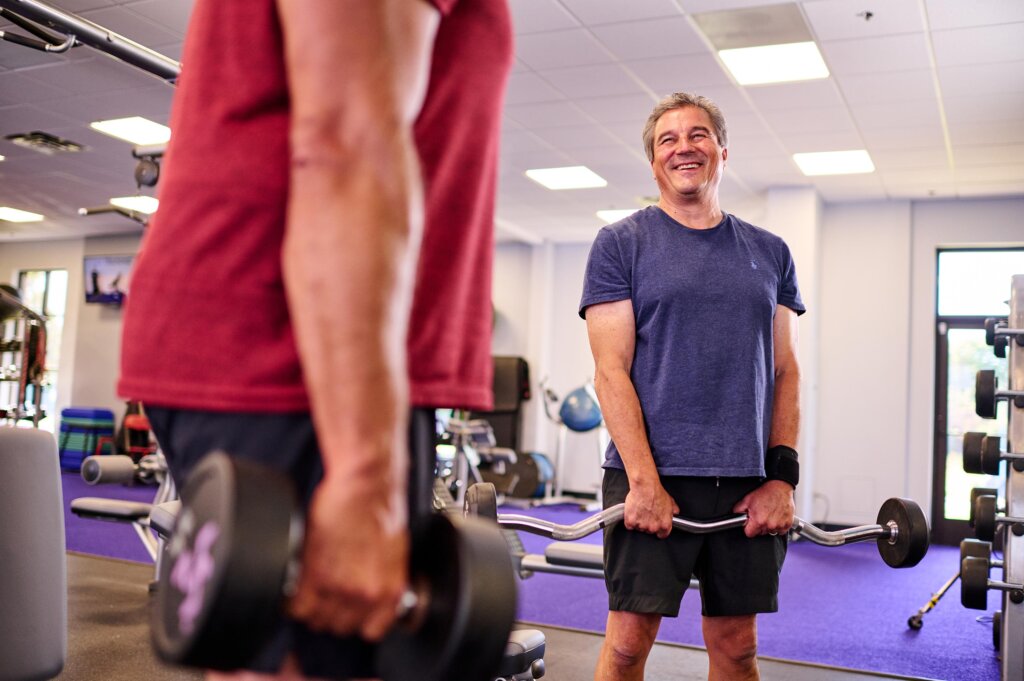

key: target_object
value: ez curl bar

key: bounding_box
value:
[465,484,930,569]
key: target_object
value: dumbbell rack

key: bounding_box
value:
[0,287,47,427]
[1006,275,1024,681]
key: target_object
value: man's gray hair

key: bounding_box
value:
[642,92,728,163]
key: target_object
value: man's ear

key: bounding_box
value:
[722,147,728,166]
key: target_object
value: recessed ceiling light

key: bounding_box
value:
[0,155,5,162]
[525,166,607,190]
[719,41,828,85]
[596,209,640,224]
[793,150,875,176]
[0,207,45,222]
[110,196,159,214]
[90,117,171,145]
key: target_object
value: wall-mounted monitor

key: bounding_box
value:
[84,254,133,305]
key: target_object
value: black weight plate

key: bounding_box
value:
[153,452,298,670]
[994,335,1008,358]
[985,317,998,346]
[960,538,992,565]
[976,370,997,419]
[377,514,517,681]
[465,482,499,522]
[974,494,997,542]
[970,488,998,528]
[981,436,1003,476]
[960,556,990,610]
[962,432,985,474]
[875,498,929,568]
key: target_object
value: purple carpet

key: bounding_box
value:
[63,475,1001,680]
[510,503,999,681]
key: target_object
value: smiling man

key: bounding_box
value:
[579,92,806,681]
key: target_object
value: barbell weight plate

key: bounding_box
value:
[974,494,997,543]
[970,487,998,528]
[980,435,1003,476]
[377,514,517,681]
[875,497,929,568]
[960,538,992,565]
[465,482,499,522]
[993,610,1002,651]
[984,317,998,346]
[975,370,997,419]
[152,452,298,670]
[960,556,990,610]
[962,432,985,474]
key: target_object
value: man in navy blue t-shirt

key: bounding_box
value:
[580,92,805,681]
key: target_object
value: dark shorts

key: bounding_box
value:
[602,467,787,618]
[147,406,437,680]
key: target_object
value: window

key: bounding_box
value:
[15,269,68,432]
[932,248,1024,544]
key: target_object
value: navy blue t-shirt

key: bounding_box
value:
[579,207,805,477]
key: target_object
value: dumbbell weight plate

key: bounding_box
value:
[960,556,990,610]
[875,498,929,568]
[985,318,999,346]
[465,482,499,522]
[970,487,998,528]
[153,452,299,670]
[962,432,986,474]
[994,335,1008,359]
[980,436,1003,476]
[994,610,1002,651]
[960,538,992,565]
[377,514,516,681]
[976,370,997,419]
[974,494,998,542]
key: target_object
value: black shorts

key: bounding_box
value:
[602,467,787,618]
[147,406,437,679]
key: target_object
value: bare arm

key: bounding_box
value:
[734,304,801,537]
[586,300,678,538]
[276,0,440,640]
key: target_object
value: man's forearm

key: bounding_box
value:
[768,365,801,449]
[594,367,659,486]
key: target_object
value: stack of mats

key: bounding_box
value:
[58,407,115,470]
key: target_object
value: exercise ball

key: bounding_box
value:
[559,386,602,432]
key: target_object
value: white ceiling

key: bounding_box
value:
[0,0,1022,244]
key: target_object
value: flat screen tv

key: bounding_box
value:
[84,254,133,304]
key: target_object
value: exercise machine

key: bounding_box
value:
[534,378,607,509]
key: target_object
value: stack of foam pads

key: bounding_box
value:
[58,407,115,471]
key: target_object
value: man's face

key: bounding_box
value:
[650,106,727,203]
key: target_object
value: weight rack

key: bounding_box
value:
[1004,275,1023,680]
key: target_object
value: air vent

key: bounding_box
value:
[4,131,84,155]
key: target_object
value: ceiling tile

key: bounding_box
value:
[955,181,1024,198]
[515,29,613,70]
[925,0,1024,31]
[541,63,649,99]
[505,71,565,106]
[835,69,936,104]
[575,93,657,126]
[938,61,1024,98]
[952,143,1024,167]
[122,0,194,37]
[508,0,580,34]
[947,119,1024,146]
[860,124,946,149]
[0,103,79,136]
[803,0,925,40]
[590,16,706,61]
[21,57,161,96]
[758,105,857,134]
[820,33,931,74]
[0,71,66,107]
[626,53,734,94]
[504,100,596,129]
[559,0,683,25]
[744,79,845,110]
[869,147,949,170]
[79,7,185,47]
[931,23,1024,67]
[775,129,866,154]
[849,99,942,129]
[530,124,624,150]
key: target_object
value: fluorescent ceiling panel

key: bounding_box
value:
[0,207,44,222]
[89,117,171,145]
[596,209,640,224]
[793,150,875,176]
[525,166,608,190]
[110,196,160,214]
[693,3,811,51]
[719,42,829,85]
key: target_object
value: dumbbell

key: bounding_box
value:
[464,483,929,568]
[972,494,1024,542]
[152,452,517,681]
[985,317,1024,359]
[81,453,166,485]
[961,552,1023,611]
[975,369,1024,419]
[962,433,1024,475]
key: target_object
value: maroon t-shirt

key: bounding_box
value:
[118,0,512,412]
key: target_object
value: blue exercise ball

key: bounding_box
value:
[559,386,602,432]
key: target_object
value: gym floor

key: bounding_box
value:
[62,552,935,681]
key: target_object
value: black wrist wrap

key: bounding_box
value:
[765,445,799,489]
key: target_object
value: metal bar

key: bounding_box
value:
[0,0,179,83]
[498,503,890,546]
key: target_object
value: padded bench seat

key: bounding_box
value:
[70,497,152,522]
[149,500,180,538]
